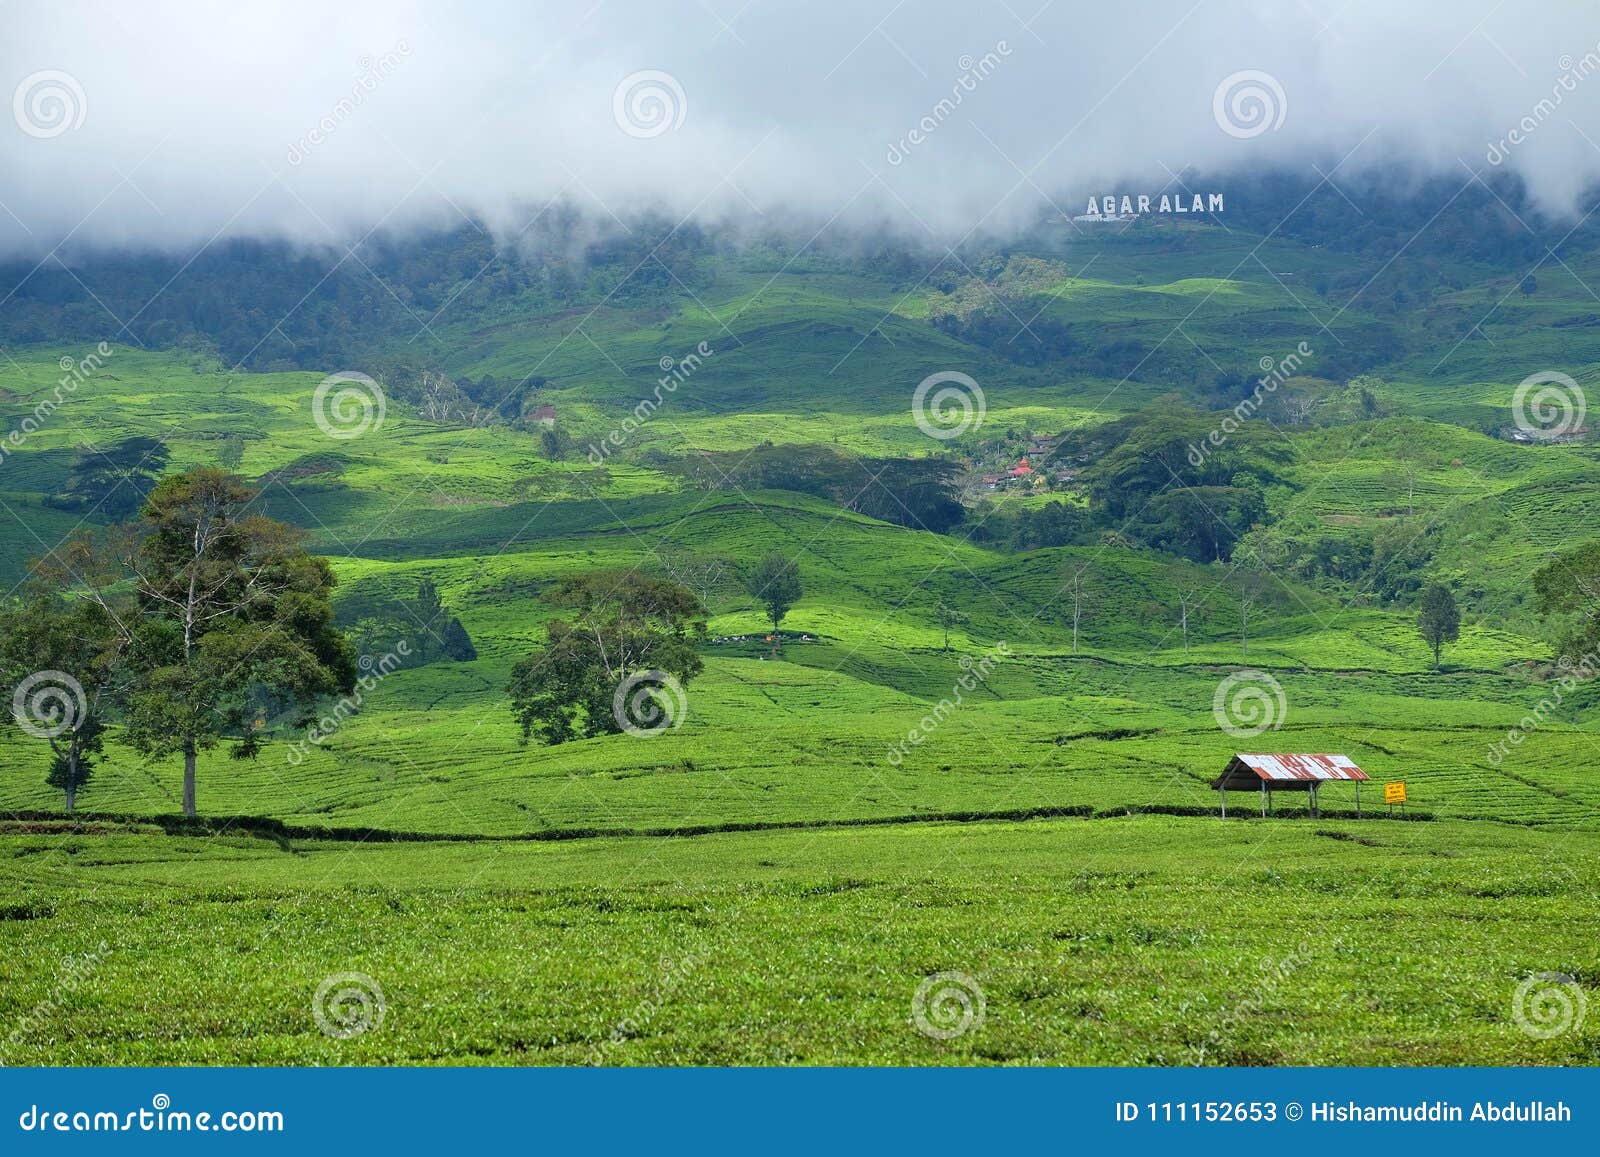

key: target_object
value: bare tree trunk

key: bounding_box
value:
[64,756,76,813]
[183,744,197,816]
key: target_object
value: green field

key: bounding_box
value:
[2,816,1596,1065]
[2,208,1599,1065]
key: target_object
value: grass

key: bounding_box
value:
[1,815,1595,1065]
[2,217,1600,1065]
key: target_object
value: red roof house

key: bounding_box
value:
[1212,753,1371,817]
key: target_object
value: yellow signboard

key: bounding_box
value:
[1384,781,1407,805]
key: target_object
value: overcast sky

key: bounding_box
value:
[3,0,1599,256]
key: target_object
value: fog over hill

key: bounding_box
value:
[4,0,1600,256]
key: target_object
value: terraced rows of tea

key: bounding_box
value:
[2,816,1595,1065]
[2,211,1599,1066]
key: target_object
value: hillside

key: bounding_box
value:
[3,117,1600,1081]
[2,192,1600,835]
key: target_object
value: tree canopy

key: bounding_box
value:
[0,590,126,810]
[508,571,706,745]
[120,469,357,814]
[745,553,803,636]
[1417,583,1460,670]
[1532,542,1600,660]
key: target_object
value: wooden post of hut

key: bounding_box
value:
[1213,754,1371,819]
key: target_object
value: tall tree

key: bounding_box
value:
[2,532,139,811]
[1065,565,1090,655]
[120,469,357,815]
[1399,455,1417,517]
[539,425,572,461]
[0,594,124,811]
[1237,569,1267,660]
[1417,582,1460,671]
[1532,541,1600,659]
[656,548,733,610]
[508,571,705,745]
[1177,589,1198,654]
[745,553,802,641]
[934,598,967,653]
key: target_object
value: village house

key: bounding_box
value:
[1502,423,1589,445]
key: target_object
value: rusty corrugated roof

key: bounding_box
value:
[1233,753,1369,781]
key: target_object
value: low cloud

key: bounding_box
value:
[2,0,1599,256]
